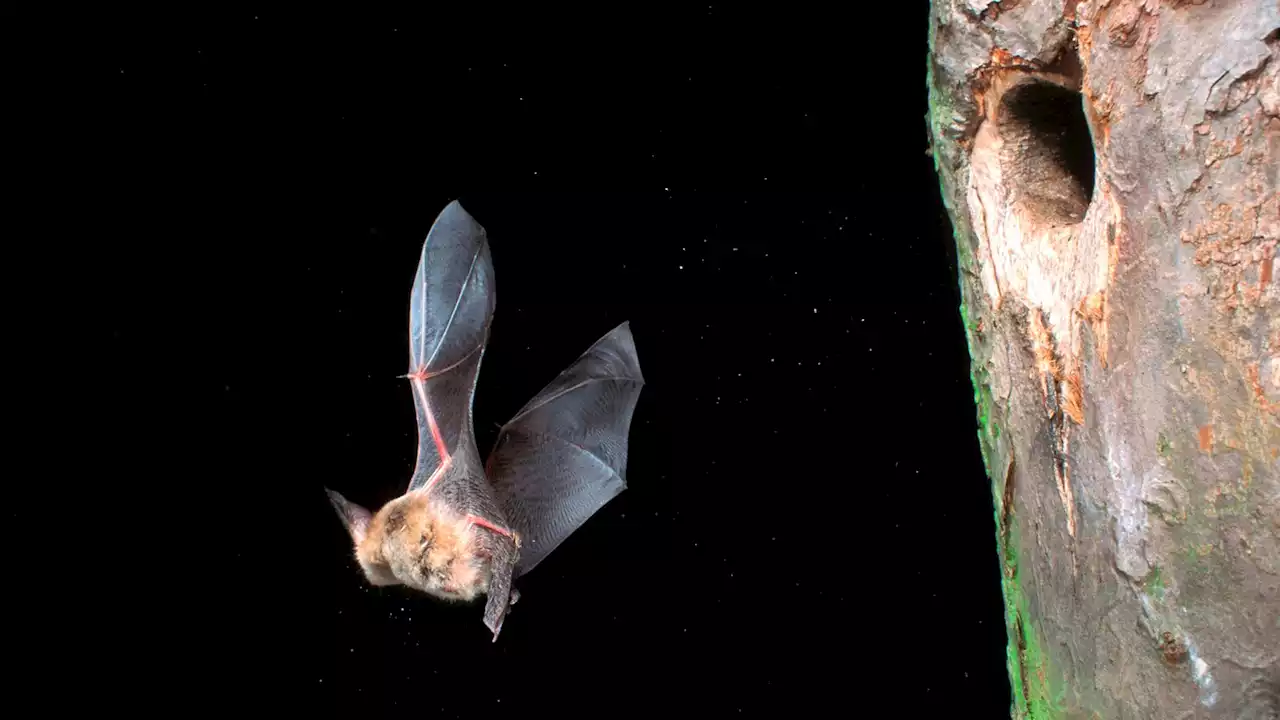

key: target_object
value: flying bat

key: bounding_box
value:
[325,200,644,641]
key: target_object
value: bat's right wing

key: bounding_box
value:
[485,322,645,578]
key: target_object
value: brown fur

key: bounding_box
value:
[348,492,491,602]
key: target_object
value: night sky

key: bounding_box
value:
[70,5,1012,715]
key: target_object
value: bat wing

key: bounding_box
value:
[403,201,495,496]
[485,322,644,578]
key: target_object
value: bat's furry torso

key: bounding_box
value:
[353,491,492,601]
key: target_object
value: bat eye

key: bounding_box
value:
[419,533,431,548]
[385,508,407,533]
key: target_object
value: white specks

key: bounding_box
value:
[1184,635,1219,707]
[678,265,684,270]
[812,308,817,313]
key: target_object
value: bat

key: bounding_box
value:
[325,200,644,641]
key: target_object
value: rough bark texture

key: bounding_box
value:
[927,1,1280,718]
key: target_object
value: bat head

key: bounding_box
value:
[325,488,398,587]
[324,488,489,601]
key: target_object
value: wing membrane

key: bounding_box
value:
[486,322,644,577]
[404,201,495,494]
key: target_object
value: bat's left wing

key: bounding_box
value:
[403,201,496,499]
[485,322,644,578]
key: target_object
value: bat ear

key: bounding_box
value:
[325,488,373,546]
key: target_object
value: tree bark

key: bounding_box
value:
[926,1,1279,717]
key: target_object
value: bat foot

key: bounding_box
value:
[510,588,521,606]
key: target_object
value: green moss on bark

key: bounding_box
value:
[997,518,1071,718]
[928,6,1069,717]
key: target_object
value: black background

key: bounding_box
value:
[39,5,1011,715]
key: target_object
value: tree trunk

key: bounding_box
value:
[926,1,1279,717]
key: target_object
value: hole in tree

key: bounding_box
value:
[997,80,1096,225]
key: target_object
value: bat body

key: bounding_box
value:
[326,201,644,640]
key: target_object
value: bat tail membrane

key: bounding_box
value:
[483,558,518,642]
[486,322,645,578]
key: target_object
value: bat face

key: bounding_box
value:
[327,488,493,602]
